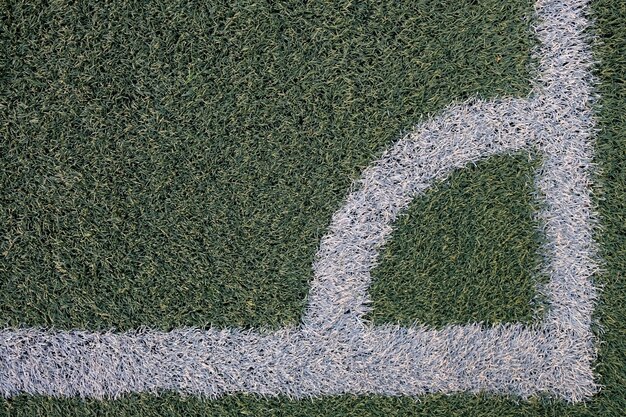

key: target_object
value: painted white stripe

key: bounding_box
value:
[0,0,599,402]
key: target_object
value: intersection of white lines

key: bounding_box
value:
[0,0,599,403]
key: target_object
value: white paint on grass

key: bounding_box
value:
[0,0,599,402]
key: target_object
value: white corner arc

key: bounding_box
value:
[0,0,599,403]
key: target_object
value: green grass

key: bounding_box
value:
[369,153,543,327]
[0,0,534,331]
[0,393,610,417]
[1,0,625,415]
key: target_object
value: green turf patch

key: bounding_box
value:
[0,0,534,331]
[3,0,626,415]
[369,153,544,327]
[0,393,600,417]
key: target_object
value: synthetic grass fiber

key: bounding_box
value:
[368,153,544,327]
[0,0,535,331]
[1,0,625,415]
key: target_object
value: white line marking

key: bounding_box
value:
[0,0,598,402]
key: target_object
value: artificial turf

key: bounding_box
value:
[0,0,534,331]
[1,0,625,416]
[369,153,543,328]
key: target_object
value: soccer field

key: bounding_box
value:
[1,0,624,415]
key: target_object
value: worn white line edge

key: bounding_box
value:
[0,0,599,402]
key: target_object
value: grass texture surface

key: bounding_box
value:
[0,0,534,331]
[1,0,625,415]
[369,153,543,327]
